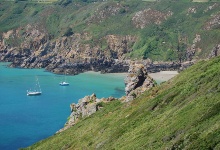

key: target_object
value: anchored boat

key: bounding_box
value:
[27,76,42,96]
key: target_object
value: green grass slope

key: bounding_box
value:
[22,56,220,149]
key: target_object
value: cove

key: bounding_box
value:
[0,62,126,150]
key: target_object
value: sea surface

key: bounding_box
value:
[0,62,126,150]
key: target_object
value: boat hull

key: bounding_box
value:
[27,92,42,96]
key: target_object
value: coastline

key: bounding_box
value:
[84,70,179,83]
[1,62,178,83]
[82,71,128,78]
[0,64,126,150]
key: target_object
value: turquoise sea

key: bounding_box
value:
[0,62,126,150]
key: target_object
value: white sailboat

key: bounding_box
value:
[27,76,42,96]
[59,71,69,86]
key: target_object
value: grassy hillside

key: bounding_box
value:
[22,56,220,149]
[1,0,220,62]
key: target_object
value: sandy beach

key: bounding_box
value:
[149,71,178,83]
[106,71,178,84]
[83,71,178,83]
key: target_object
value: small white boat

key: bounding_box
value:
[27,90,42,96]
[59,81,69,86]
[27,76,42,96]
[59,71,69,86]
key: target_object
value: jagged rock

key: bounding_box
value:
[209,44,220,58]
[186,34,201,61]
[56,93,118,133]
[124,61,155,102]
[179,61,195,71]
[106,96,116,102]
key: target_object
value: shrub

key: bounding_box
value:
[63,27,74,37]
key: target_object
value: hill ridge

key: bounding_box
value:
[0,1,220,69]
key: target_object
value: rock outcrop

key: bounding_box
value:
[204,12,220,30]
[179,60,196,71]
[204,3,218,13]
[187,7,197,15]
[209,44,220,58]
[88,3,127,24]
[132,8,173,29]
[186,34,201,61]
[124,61,155,102]
[56,93,117,133]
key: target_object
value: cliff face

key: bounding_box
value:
[0,24,137,74]
[1,1,220,73]
[0,24,189,75]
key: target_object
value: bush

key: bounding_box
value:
[63,27,74,36]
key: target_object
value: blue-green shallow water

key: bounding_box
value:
[0,62,126,150]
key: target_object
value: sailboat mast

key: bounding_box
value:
[36,76,41,92]
[65,70,66,82]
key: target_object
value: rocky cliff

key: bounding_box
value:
[0,24,186,75]
[0,24,137,74]
[1,1,219,75]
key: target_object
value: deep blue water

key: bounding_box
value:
[0,62,126,150]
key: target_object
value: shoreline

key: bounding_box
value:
[1,62,178,83]
[82,71,128,77]
[84,70,179,85]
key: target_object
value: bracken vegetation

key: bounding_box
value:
[22,56,220,149]
[0,0,220,61]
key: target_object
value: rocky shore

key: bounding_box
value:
[57,61,157,133]
[56,93,119,133]
[0,24,197,76]
[0,25,134,75]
